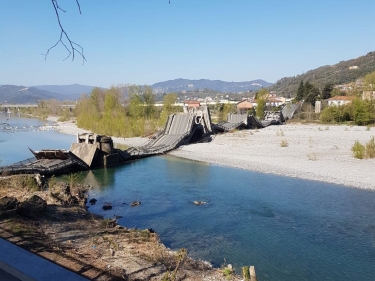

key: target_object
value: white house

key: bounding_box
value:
[327,96,355,106]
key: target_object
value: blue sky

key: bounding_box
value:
[1,0,375,88]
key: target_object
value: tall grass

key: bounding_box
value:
[365,136,375,158]
[352,137,375,159]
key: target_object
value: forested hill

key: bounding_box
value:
[270,51,375,97]
[152,78,273,93]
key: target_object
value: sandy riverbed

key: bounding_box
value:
[49,117,375,190]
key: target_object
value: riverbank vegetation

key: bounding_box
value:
[75,86,182,137]
[17,70,375,135]
[352,136,375,159]
[20,99,76,121]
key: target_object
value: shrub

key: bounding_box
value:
[365,136,375,158]
[280,139,289,147]
[242,266,250,280]
[352,141,365,159]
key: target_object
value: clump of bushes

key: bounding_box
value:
[352,136,375,159]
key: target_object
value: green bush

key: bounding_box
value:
[365,136,375,158]
[352,140,365,159]
[352,137,375,159]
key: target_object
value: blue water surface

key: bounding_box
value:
[0,113,74,164]
[85,156,375,281]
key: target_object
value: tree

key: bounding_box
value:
[322,83,333,100]
[90,87,105,113]
[143,87,156,120]
[364,71,375,90]
[218,103,235,121]
[128,88,143,119]
[352,99,375,125]
[255,88,269,119]
[303,81,313,98]
[159,93,178,126]
[304,84,320,106]
[296,81,304,101]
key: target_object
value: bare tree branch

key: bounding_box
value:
[75,0,82,14]
[43,0,86,64]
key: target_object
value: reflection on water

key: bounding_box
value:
[2,116,375,281]
[81,169,116,190]
[165,156,210,187]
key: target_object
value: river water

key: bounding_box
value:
[1,115,375,281]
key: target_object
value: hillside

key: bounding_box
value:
[270,51,375,97]
[34,84,96,100]
[0,84,97,104]
[152,78,272,93]
[0,85,54,104]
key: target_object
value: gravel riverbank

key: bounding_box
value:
[170,124,375,190]
[49,117,375,190]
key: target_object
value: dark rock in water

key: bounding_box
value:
[19,195,47,216]
[0,196,18,211]
[89,198,97,205]
[102,203,112,210]
[148,228,155,233]
[130,201,141,207]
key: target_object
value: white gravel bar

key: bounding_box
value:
[169,124,375,190]
[48,117,375,190]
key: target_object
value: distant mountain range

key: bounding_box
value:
[152,78,272,93]
[0,80,272,104]
[270,51,375,97]
[2,49,374,104]
[0,85,54,104]
[35,84,96,100]
[0,84,96,104]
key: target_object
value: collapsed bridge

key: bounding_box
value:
[0,106,213,176]
[0,102,301,177]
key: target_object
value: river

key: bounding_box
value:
[1,114,375,281]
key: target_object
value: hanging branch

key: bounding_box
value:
[43,0,86,64]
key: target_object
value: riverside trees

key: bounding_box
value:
[76,86,179,137]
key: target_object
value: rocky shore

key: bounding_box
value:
[0,175,237,281]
